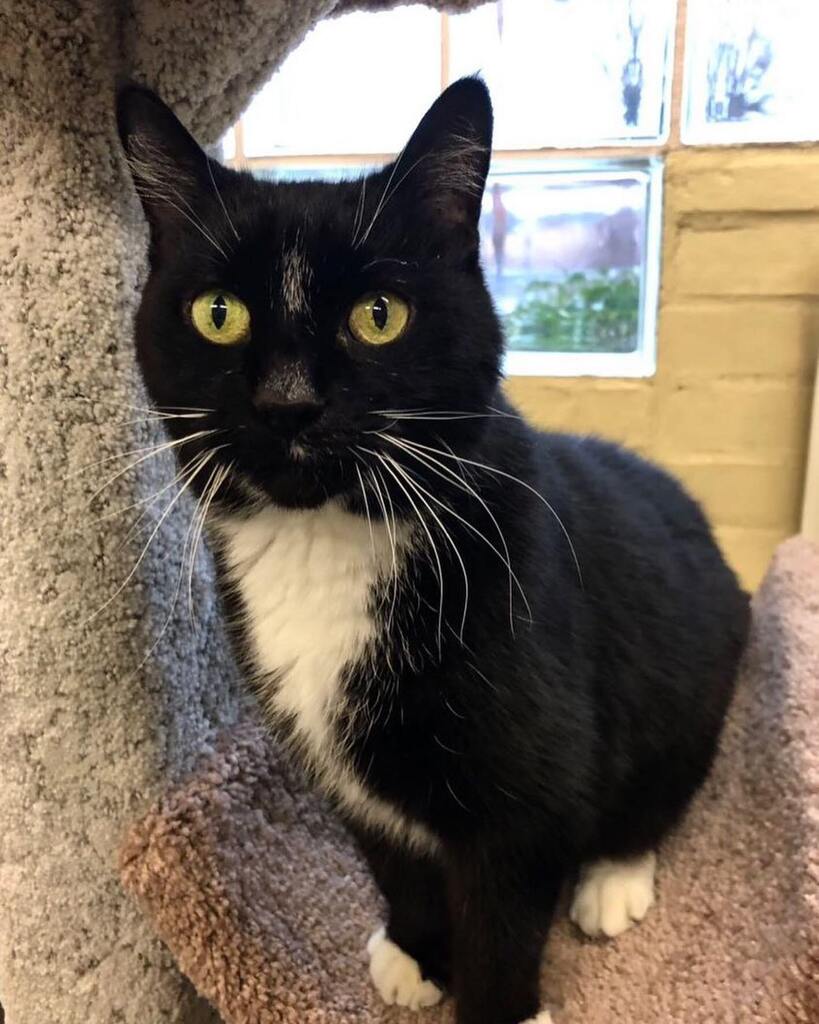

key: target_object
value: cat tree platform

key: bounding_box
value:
[120,538,819,1024]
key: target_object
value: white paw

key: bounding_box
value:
[367,926,443,1010]
[570,851,656,938]
[520,1012,554,1024]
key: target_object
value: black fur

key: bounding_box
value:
[117,79,750,1024]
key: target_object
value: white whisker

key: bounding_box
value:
[119,447,221,551]
[379,433,531,632]
[187,459,232,622]
[81,447,218,628]
[128,134,232,260]
[383,453,470,643]
[145,404,216,414]
[93,445,223,526]
[439,436,480,488]
[117,460,230,687]
[366,459,401,633]
[83,429,221,506]
[184,461,219,622]
[136,186,230,260]
[369,408,521,422]
[361,446,445,653]
[466,659,499,694]
[354,462,377,560]
[445,777,471,813]
[70,396,214,417]
[69,428,217,482]
[114,412,209,427]
[372,470,398,627]
[356,149,429,249]
[387,436,583,589]
[206,156,240,242]
[351,176,368,247]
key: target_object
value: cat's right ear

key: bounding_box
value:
[116,84,212,251]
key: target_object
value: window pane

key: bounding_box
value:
[220,127,236,162]
[483,166,655,356]
[448,0,677,147]
[683,0,819,144]
[242,7,442,157]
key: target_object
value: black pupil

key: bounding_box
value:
[372,296,389,331]
[211,295,228,329]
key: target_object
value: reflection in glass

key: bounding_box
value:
[481,171,648,354]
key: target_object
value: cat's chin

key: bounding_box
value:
[251,473,335,511]
[231,456,336,510]
[264,490,329,511]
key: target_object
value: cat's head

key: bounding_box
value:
[117,78,502,512]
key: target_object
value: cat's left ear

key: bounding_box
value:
[116,84,217,253]
[397,76,493,254]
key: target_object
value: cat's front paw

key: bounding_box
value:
[520,1012,554,1024]
[570,850,656,938]
[367,926,444,1010]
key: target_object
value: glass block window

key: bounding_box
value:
[484,163,660,375]
[683,0,819,144]
[241,8,442,157]
[448,0,677,147]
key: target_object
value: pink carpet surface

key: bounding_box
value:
[120,537,819,1023]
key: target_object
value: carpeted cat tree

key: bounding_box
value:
[0,2,473,1023]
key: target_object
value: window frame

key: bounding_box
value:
[225,1,690,378]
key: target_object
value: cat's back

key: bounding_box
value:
[527,427,750,666]
[474,411,748,626]
[535,429,730,579]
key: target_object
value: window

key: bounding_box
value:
[683,0,819,145]
[223,0,817,377]
[486,162,661,377]
[241,8,442,157]
[447,0,675,146]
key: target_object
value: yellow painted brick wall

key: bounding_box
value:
[506,147,819,590]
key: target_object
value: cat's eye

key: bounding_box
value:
[348,292,410,346]
[190,289,251,345]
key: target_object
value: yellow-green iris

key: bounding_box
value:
[190,289,251,345]
[348,292,410,346]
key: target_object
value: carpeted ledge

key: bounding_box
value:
[120,537,819,1024]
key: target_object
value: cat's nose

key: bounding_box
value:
[252,360,324,429]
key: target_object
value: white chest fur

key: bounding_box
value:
[216,502,441,854]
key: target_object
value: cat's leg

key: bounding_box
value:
[352,825,450,1009]
[447,844,561,1024]
[366,927,444,1011]
[569,849,656,939]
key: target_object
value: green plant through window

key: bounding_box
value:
[504,270,640,354]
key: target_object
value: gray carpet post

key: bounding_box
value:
[0,2,477,1021]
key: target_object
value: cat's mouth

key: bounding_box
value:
[231,442,349,510]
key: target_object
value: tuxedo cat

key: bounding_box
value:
[117,78,749,1024]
